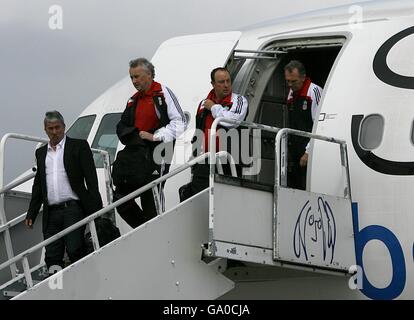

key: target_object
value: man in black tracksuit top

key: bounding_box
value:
[284,60,323,190]
[113,58,186,228]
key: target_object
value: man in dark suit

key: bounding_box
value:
[25,111,103,272]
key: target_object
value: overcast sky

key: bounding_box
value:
[0,0,362,182]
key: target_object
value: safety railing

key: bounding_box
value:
[274,128,351,197]
[207,119,352,257]
[150,148,237,216]
[0,125,351,291]
[0,172,37,234]
[208,117,281,231]
[273,128,351,262]
[206,119,351,197]
[0,133,111,279]
[0,150,236,291]
[0,171,36,197]
[0,261,46,294]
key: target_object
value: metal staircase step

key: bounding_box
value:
[1,265,47,300]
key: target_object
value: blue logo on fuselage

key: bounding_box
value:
[352,203,406,299]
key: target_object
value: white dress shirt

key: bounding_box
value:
[46,135,79,205]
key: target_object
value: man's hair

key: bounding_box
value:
[284,60,306,76]
[210,67,230,82]
[129,58,155,79]
[44,110,65,126]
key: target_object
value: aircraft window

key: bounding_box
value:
[66,115,96,140]
[359,114,384,150]
[92,113,122,168]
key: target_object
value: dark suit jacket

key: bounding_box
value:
[26,136,103,233]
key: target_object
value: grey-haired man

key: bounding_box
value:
[113,58,187,228]
[284,60,323,190]
[26,111,103,272]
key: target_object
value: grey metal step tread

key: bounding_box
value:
[1,266,47,300]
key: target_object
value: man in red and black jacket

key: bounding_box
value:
[113,58,187,228]
[180,67,248,201]
[284,60,323,190]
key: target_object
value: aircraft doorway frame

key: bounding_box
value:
[207,35,357,275]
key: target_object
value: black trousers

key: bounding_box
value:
[43,202,85,270]
[114,163,170,228]
[179,163,242,202]
[189,163,210,196]
[287,161,307,190]
[287,137,309,190]
[114,183,157,228]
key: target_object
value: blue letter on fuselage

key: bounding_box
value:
[352,203,405,299]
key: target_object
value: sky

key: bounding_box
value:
[0,0,362,183]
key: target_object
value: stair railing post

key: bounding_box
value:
[22,256,33,289]
[89,220,100,251]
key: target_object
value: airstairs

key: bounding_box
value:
[0,119,356,299]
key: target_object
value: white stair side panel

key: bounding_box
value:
[14,190,234,300]
[214,183,273,249]
[276,187,356,272]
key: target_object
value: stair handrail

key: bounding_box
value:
[0,134,49,278]
[0,171,36,197]
[0,262,46,293]
[208,117,281,231]
[274,128,351,198]
[207,119,352,253]
[273,127,351,261]
[0,150,232,290]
